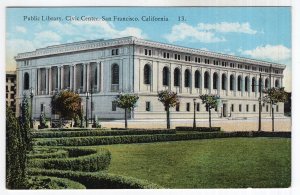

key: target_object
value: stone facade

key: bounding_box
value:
[15,36,285,120]
[6,71,17,114]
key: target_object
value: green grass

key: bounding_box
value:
[92,138,291,188]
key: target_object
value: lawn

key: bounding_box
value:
[94,137,291,188]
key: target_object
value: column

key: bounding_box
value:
[46,68,49,95]
[97,62,101,92]
[209,69,213,94]
[83,63,87,92]
[86,63,90,92]
[73,65,77,92]
[200,67,204,95]
[226,71,230,96]
[49,68,52,94]
[70,65,73,91]
[57,66,61,90]
[38,68,41,95]
[60,66,64,90]
[218,71,221,96]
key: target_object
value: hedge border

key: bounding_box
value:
[28,149,68,159]
[32,129,176,138]
[28,175,86,189]
[29,148,111,172]
[29,169,162,189]
[176,126,221,132]
[34,131,291,147]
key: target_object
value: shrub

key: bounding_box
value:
[176,127,221,132]
[29,148,111,172]
[29,169,161,189]
[27,176,85,189]
[28,149,68,159]
[32,129,176,138]
[34,131,291,147]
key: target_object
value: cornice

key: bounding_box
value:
[15,36,286,70]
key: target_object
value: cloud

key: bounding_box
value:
[15,26,27,33]
[241,44,291,62]
[35,30,62,42]
[197,22,257,34]
[164,23,225,43]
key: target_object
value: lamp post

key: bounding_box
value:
[30,87,34,128]
[85,91,90,128]
[193,98,196,129]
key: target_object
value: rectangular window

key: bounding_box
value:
[231,104,234,112]
[112,49,115,55]
[112,101,117,111]
[246,104,249,112]
[10,94,14,99]
[148,50,152,56]
[276,105,279,112]
[239,104,242,112]
[178,54,181,60]
[146,102,151,111]
[174,54,177,60]
[163,52,166,58]
[196,103,200,112]
[115,49,119,55]
[266,105,269,112]
[167,53,169,58]
[186,103,190,112]
[144,49,148,55]
[253,104,256,112]
[176,103,180,112]
[41,104,44,112]
[11,86,14,91]
[6,86,8,92]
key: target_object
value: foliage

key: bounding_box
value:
[34,131,290,147]
[157,90,179,108]
[32,129,176,138]
[51,90,82,120]
[27,176,86,189]
[29,169,162,189]
[29,148,111,172]
[176,127,221,132]
[263,87,288,104]
[116,93,139,110]
[199,94,219,110]
[6,106,26,189]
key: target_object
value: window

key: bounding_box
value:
[231,104,234,112]
[163,52,170,59]
[40,103,45,112]
[265,78,269,89]
[111,64,119,85]
[237,76,242,91]
[144,64,151,84]
[112,101,117,111]
[275,80,280,88]
[230,75,234,91]
[194,70,200,88]
[204,71,210,89]
[196,103,200,111]
[222,74,227,90]
[162,67,169,86]
[259,78,262,92]
[245,77,249,92]
[186,103,190,112]
[239,104,242,112]
[266,105,269,112]
[144,49,151,56]
[178,54,181,60]
[174,68,180,87]
[24,72,30,90]
[174,54,180,60]
[176,103,180,112]
[195,57,201,63]
[6,86,8,92]
[213,73,218,90]
[111,48,119,55]
[246,105,249,112]
[144,49,147,55]
[185,56,191,61]
[184,69,191,87]
[205,59,210,64]
[146,102,151,111]
[253,104,256,112]
[252,78,256,92]
[276,105,279,112]
[10,94,14,99]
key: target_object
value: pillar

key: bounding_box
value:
[46,68,49,95]
[97,62,101,92]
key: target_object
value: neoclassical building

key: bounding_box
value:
[15,36,285,120]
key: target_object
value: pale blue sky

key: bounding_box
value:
[6,7,291,90]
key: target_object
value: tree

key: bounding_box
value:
[158,90,179,129]
[263,87,288,132]
[51,90,82,125]
[6,106,26,189]
[199,94,219,130]
[116,93,139,129]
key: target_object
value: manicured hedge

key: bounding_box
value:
[28,149,68,159]
[29,169,161,189]
[34,131,291,147]
[32,129,176,138]
[29,148,111,172]
[176,126,221,132]
[28,176,86,189]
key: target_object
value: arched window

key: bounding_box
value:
[144,64,151,84]
[237,76,242,91]
[111,64,119,85]
[275,79,280,88]
[245,77,249,92]
[222,74,227,90]
[230,75,235,91]
[252,77,256,92]
[162,66,169,86]
[174,68,180,87]
[213,72,218,90]
[24,72,29,90]
[204,71,210,89]
[194,70,200,88]
[184,69,191,87]
[265,78,269,89]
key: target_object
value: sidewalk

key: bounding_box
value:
[100,117,292,132]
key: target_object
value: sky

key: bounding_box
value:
[5,7,291,91]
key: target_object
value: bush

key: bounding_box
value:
[28,149,68,159]
[32,129,176,138]
[29,148,111,172]
[34,131,291,147]
[27,176,85,189]
[176,126,221,132]
[29,169,161,189]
